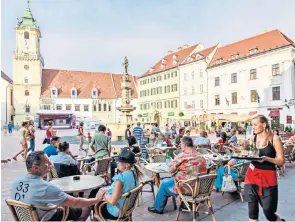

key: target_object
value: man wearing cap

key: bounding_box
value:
[148,136,207,214]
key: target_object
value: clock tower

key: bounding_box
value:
[13,1,44,124]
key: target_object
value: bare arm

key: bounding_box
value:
[61,195,99,208]
[104,181,123,205]
[264,135,285,165]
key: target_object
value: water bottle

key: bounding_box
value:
[165,151,171,165]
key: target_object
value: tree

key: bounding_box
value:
[178,112,184,117]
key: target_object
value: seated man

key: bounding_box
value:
[10,151,102,221]
[174,128,185,148]
[148,136,207,214]
[195,130,211,146]
[228,129,238,144]
[43,136,61,157]
[49,142,77,165]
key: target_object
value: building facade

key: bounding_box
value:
[207,30,295,129]
[179,45,218,119]
[137,44,204,125]
[1,72,14,127]
[12,3,138,128]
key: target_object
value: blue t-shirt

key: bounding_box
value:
[8,123,13,130]
[229,135,237,144]
[10,174,68,220]
[43,145,58,157]
[195,136,210,145]
[49,152,78,165]
[133,126,143,140]
[106,170,138,217]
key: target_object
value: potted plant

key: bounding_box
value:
[178,112,184,117]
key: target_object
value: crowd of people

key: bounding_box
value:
[3,114,295,221]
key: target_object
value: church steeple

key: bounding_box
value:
[16,0,38,29]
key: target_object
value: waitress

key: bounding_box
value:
[244,115,285,221]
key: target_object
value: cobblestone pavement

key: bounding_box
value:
[1,129,295,221]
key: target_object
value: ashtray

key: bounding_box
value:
[73,176,80,180]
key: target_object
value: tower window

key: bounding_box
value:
[24,31,29,39]
[25,90,29,96]
[24,65,29,70]
[24,77,28,83]
[25,104,30,113]
[71,88,77,98]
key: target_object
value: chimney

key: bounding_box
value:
[182,44,189,49]
[178,46,183,50]
[167,50,173,55]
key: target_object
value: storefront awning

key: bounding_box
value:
[249,111,257,116]
[269,110,280,117]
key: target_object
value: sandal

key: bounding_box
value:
[12,157,17,161]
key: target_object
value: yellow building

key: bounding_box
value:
[137,44,204,125]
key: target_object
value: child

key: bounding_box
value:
[185,130,190,137]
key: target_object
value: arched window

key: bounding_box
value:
[25,104,30,113]
[25,90,29,96]
[24,31,29,39]
[24,77,28,83]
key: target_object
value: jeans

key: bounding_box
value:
[27,139,35,153]
[8,128,12,134]
[153,178,178,212]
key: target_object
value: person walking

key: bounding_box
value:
[46,121,54,144]
[78,122,84,151]
[244,115,285,222]
[8,122,13,135]
[27,120,35,154]
[125,124,132,140]
[133,122,144,145]
[12,121,29,161]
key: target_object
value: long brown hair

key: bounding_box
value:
[253,115,273,144]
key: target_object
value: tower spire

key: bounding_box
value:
[16,0,37,29]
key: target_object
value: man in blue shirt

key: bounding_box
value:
[8,122,13,134]
[133,122,143,144]
[228,129,238,144]
[43,136,60,157]
[10,151,101,221]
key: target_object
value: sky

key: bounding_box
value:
[1,0,295,78]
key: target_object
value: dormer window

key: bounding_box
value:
[51,87,58,98]
[71,88,77,98]
[195,54,203,60]
[231,54,239,60]
[173,60,178,65]
[172,55,178,60]
[249,48,258,55]
[161,59,166,64]
[160,64,165,69]
[187,56,193,62]
[216,58,223,64]
[149,68,154,73]
[92,88,98,98]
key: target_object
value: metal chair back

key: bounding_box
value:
[284,145,293,156]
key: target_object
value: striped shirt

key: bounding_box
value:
[133,126,143,140]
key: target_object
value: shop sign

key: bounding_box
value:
[287,116,292,124]
[168,112,174,116]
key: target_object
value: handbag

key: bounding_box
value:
[221,166,237,192]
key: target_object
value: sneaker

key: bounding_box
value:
[147,207,163,214]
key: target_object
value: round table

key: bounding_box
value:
[50,175,105,193]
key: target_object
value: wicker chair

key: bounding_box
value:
[175,174,217,221]
[151,154,166,163]
[196,148,215,155]
[82,157,113,184]
[232,161,250,202]
[47,164,59,181]
[94,183,144,221]
[5,199,69,221]
[284,145,294,164]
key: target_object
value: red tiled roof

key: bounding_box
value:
[209,29,294,67]
[140,44,199,78]
[1,71,13,83]
[111,73,138,98]
[183,45,217,64]
[41,69,137,99]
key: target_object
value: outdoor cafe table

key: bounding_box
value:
[50,175,105,195]
[144,163,169,193]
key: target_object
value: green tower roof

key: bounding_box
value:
[17,0,37,29]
